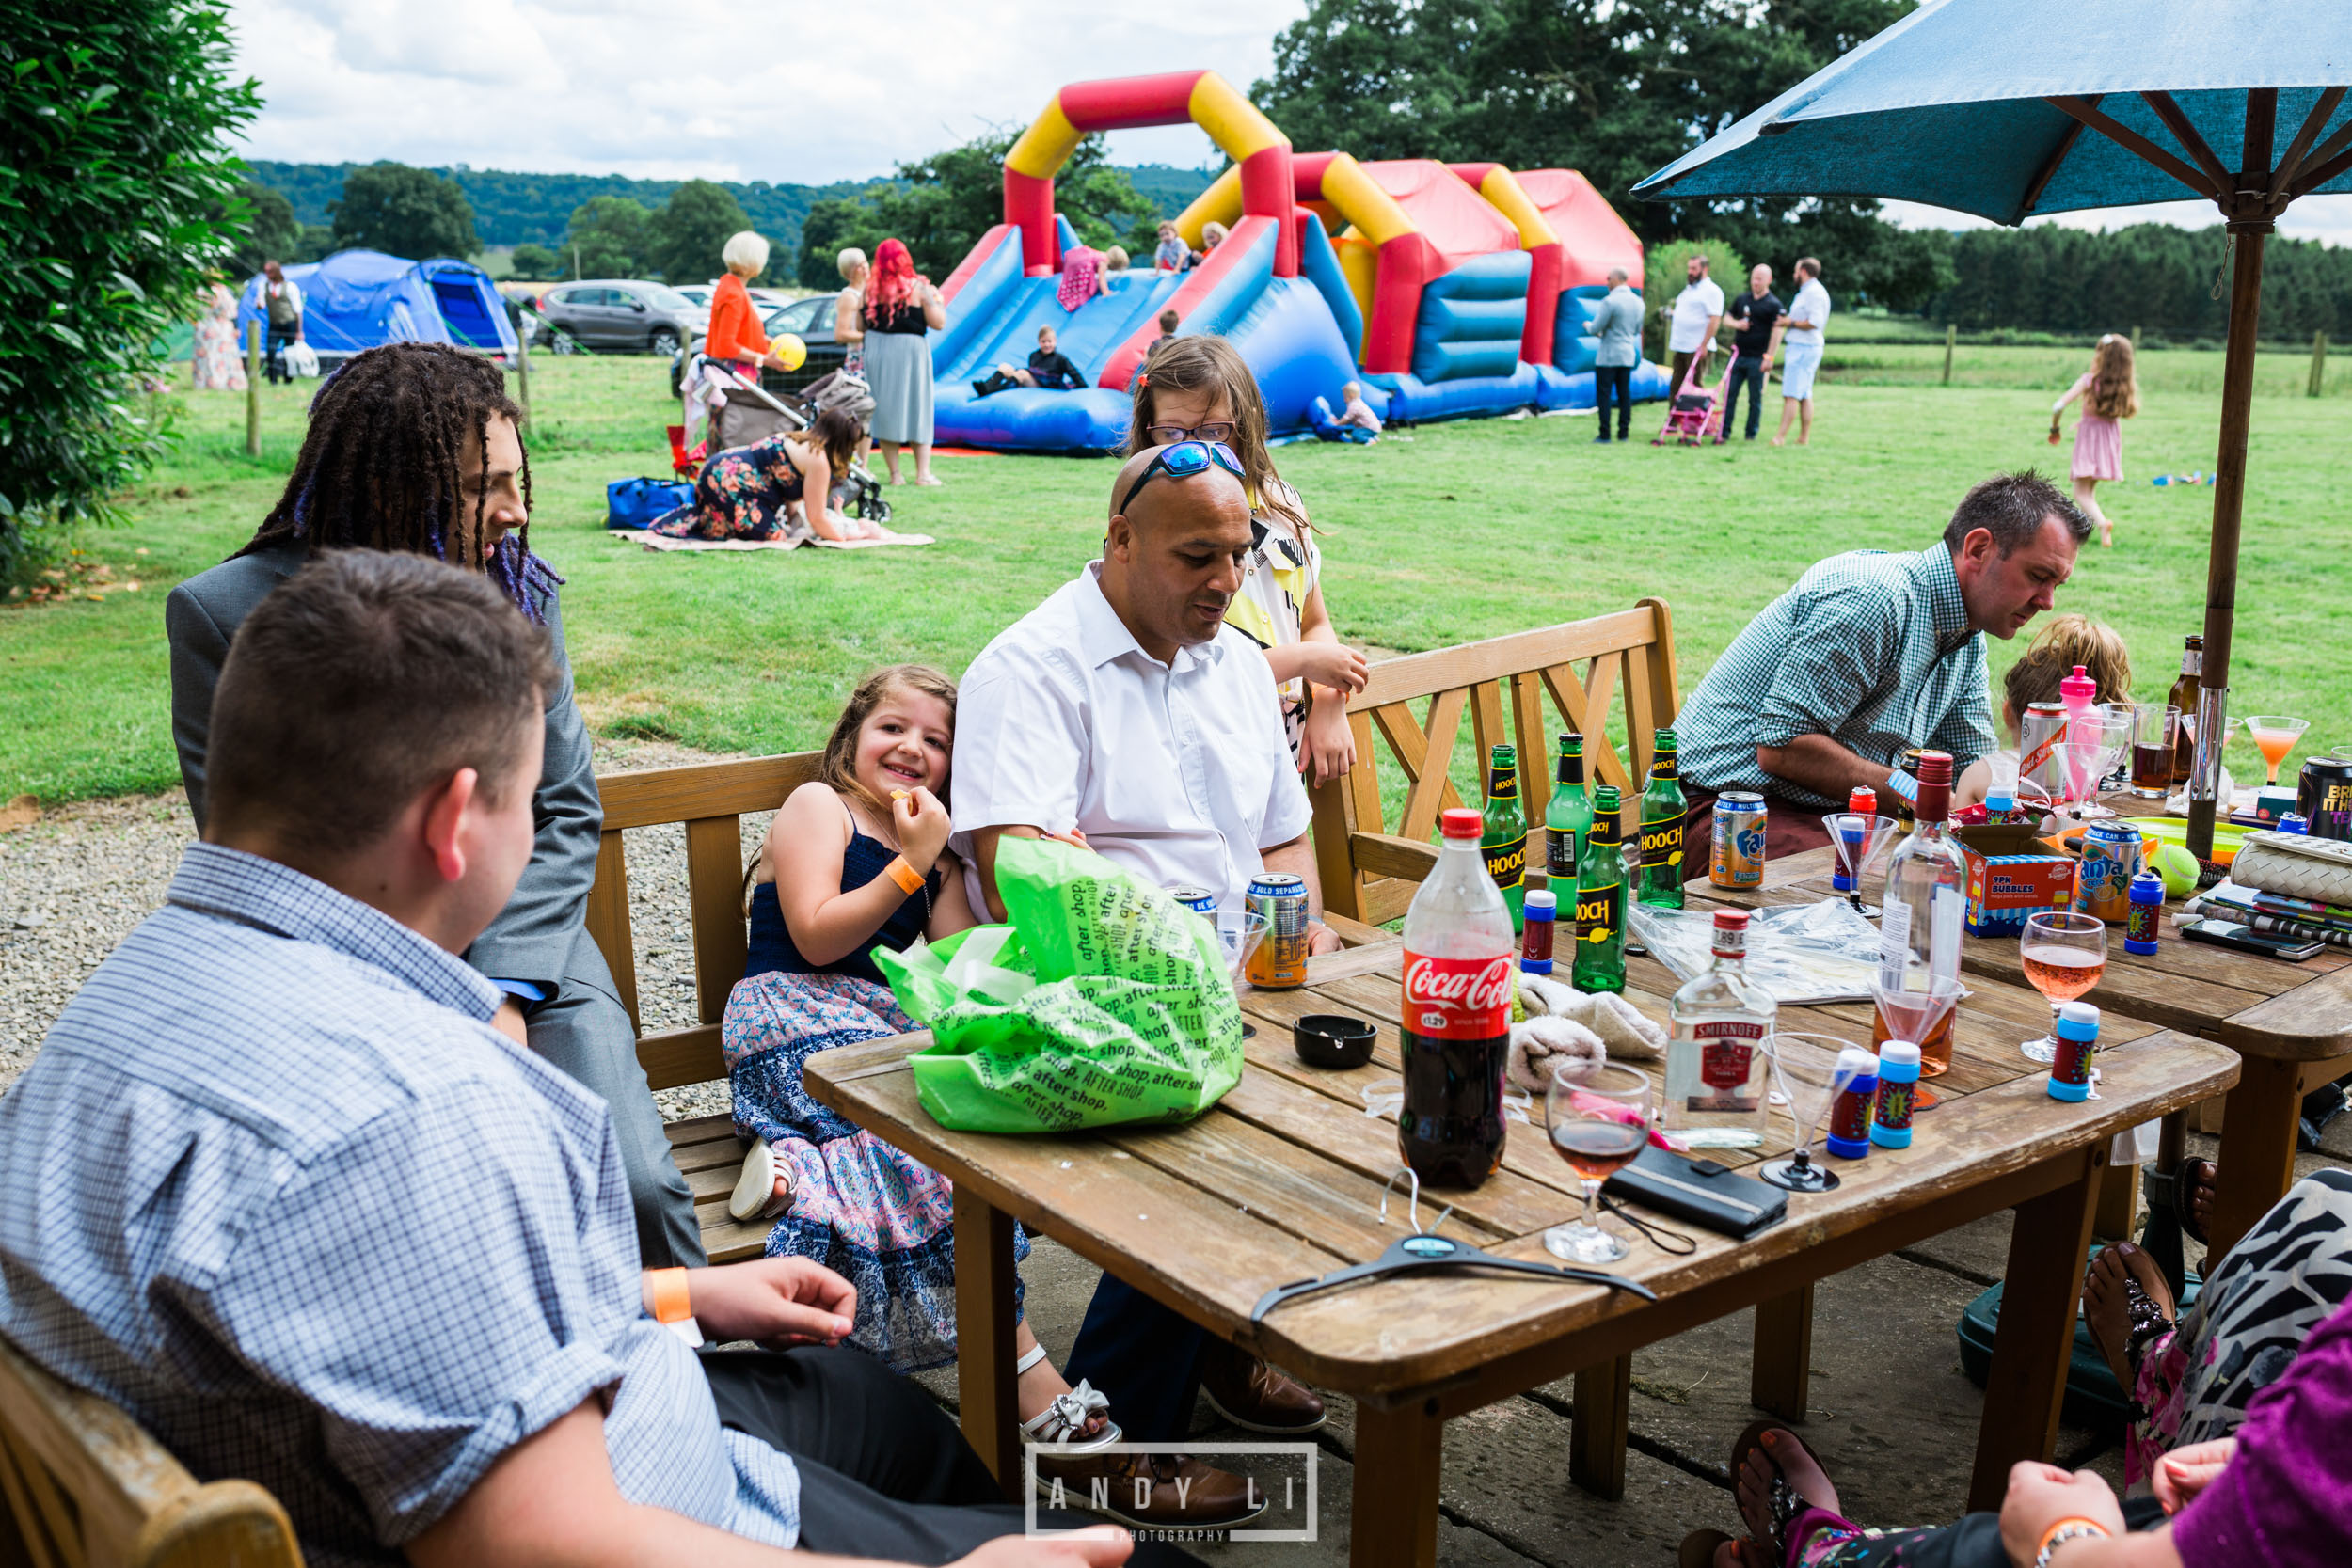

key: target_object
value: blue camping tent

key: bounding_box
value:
[237,250,516,358]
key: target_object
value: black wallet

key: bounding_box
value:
[1604,1145,1788,1240]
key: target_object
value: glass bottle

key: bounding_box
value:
[1482,742,1528,934]
[1877,751,1967,1076]
[1572,785,1628,993]
[1663,909,1775,1148]
[2168,635,2202,786]
[1546,733,1593,929]
[1637,728,1687,909]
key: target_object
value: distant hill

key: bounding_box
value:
[242,160,1221,259]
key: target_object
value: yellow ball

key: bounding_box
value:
[770,333,807,372]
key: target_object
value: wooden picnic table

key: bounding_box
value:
[805,938,2234,1566]
[1701,830,2352,1258]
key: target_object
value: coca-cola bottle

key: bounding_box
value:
[1399,806,1518,1188]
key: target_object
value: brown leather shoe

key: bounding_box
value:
[1198,1339,1327,1433]
[1033,1449,1268,1530]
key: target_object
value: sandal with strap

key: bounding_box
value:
[1730,1419,1809,1564]
[727,1141,794,1224]
[1016,1344,1121,1455]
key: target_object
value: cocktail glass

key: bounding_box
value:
[1215,910,1269,1038]
[1871,964,1963,1111]
[1820,812,1901,917]
[2019,911,2106,1063]
[2068,704,2137,817]
[2246,716,2310,786]
[1758,1032,1859,1193]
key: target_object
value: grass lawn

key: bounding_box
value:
[4,340,2345,806]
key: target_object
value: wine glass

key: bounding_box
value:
[2245,715,2310,786]
[1820,812,1901,916]
[1542,1061,1652,1265]
[2019,911,2106,1063]
[1214,910,1268,1038]
[1758,1032,1859,1193]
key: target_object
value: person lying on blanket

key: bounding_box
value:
[652,406,897,545]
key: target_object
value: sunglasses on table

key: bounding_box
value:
[1142,421,1238,446]
[1118,440,1246,516]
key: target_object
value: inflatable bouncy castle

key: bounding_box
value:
[930,71,1667,451]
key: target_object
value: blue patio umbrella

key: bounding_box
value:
[1634,0,2352,856]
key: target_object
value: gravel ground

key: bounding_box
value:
[0,739,764,1118]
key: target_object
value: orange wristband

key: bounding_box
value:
[884,855,926,895]
[648,1267,692,1324]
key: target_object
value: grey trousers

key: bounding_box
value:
[529,974,707,1267]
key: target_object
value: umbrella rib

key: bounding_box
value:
[2290,142,2352,202]
[2140,91,2235,196]
[2043,96,2219,201]
[2020,99,2097,217]
[2269,87,2348,199]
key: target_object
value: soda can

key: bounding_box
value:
[1245,873,1311,989]
[1709,791,1767,888]
[1167,884,1218,916]
[2073,820,2144,923]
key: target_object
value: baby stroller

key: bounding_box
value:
[1651,352,1730,446]
[702,366,892,527]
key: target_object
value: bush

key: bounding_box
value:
[510,243,560,280]
[330,162,478,260]
[0,0,259,594]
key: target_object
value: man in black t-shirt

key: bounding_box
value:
[972,325,1086,396]
[1721,263,1784,443]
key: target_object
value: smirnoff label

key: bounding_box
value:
[1696,1020,1768,1093]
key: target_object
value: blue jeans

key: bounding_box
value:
[1724,355,1767,438]
[1063,1275,1209,1442]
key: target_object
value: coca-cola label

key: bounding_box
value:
[1401,952,1514,1040]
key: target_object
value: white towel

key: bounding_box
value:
[1516,974,1667,1063]
[1509,1015,1607,1093]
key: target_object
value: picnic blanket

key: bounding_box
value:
[633,531,933,553]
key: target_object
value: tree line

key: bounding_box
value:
[1926,224,2352,342]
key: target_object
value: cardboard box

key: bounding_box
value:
[1953,823,2076,936]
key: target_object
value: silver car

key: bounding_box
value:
[537,279,709,356]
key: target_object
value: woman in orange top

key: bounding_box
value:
[706,230,799,378]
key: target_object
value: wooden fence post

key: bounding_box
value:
[244,321,261,457]
[1942,323,1956,385]
[2131,324,2142,355]
[2312,330,2328,398]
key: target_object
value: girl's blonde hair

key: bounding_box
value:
[817,664,960,819]
[1125,334,1309,533]
[2001,613,2133,721]
[2087,334,2139,420]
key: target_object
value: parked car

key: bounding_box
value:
[537,280,709,356]
[671,283,715,311]
[669,294,850,398]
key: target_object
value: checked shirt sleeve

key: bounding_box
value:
[1750,579,1903,752]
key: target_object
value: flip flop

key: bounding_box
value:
[2177,1158,2214,1245]
[1730,1418,1809,1564]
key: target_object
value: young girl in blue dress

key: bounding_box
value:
[722,665,1117,1450]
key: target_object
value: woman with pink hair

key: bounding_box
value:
[861,238,946,486]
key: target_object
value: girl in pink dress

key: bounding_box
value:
[2049,333,2139,547]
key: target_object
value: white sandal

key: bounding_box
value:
[1016,1345,1120,1454]
[727,1140,794,1223]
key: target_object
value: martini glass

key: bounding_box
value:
[1871,965,1963,1111]
[1758,1032,1858,1193]
[2067,704,2137,818]
[2018,911,2106,1064]
[2246,716,2310,786]
[1215,910,1269,1038]
[1820,812,1901,917]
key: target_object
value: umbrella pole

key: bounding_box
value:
[2185,223,2271,861]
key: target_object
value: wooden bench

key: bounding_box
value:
[0,1334,300,1567]
[1310,601,1680,925]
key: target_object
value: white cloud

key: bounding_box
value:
[225,0,1305,182]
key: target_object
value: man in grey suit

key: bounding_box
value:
[1589,267,1644,443]
[164,343,703,1268]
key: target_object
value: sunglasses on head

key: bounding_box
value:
[1118,440,1246,516]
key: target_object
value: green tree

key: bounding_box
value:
[1642,238,1747,362]
[798,197,886,288]
[0,0,259,593]
[291,223,336,262]
[563,195,651,278]
[329,162,479,259]
[509,243,560,280]
[224,178,299,275]
[647,179,755,284]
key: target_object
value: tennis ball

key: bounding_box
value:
[2153,842,2200,898]
[770,333,806,372]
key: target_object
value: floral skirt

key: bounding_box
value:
[723,969,1026,1371]
[652,438,810,543]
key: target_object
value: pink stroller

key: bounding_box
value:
[1651,352,1731,446]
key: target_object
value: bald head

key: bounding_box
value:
[1102,444,1254,661]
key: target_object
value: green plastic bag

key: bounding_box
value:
[873,836,1244,1132]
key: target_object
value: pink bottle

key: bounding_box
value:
[2060,663,2098,803]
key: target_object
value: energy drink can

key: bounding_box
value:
[1168,885,1218,916]
[1709,791,1767,888]
[1245,874,1311,989]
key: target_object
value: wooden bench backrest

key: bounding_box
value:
[587,752,824,1090]
[1310,600,1678,926]
[0,1336,301,1568]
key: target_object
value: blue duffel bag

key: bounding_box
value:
[607,476,693,530]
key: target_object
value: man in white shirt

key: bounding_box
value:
[1664,252,1725,412]
[1775,256,1833,447]
[949,443,1336,1449]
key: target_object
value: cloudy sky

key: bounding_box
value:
[225,0,2351,244]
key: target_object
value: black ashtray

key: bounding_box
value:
[1293,1013,1376,1069]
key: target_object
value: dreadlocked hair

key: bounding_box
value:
[238,342,564,622]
